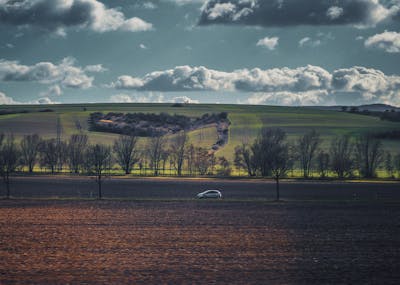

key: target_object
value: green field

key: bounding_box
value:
[1,103,399,161]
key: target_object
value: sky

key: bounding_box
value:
[0,0,400,106]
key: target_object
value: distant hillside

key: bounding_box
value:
[308,104,400,112]
[1,103,400,159]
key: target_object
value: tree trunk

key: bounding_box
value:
[6,173,10,199]
[275,177,280,201]
[98,174,102,200]
[178,157,183,176]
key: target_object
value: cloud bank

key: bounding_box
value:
[247,90,332,106]
[111,65,332,92]
[0,0,153,33]
[110,93,199,104]
[111,65,400,105]
[110,93,164,103]
[0,91,59,105]
[0,57,103,89]
[199,0,400,28]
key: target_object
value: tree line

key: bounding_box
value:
[234,128,400,179]
[1,128,399,199]
[0,131,232,199]
[232,128,400,200]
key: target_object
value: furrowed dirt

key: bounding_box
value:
[0,200,399,284]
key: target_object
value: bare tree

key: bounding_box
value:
[251,127,286,177]
[113,134,138,174]
[0,134,20,199]
[354,134,384,178]
[86,144,111,199]
[269,134,290,201]
[138,156,145,176]
[186,144,195,176]
[39,139,58,173]
[217,156,232,176]
[330,135,354,179]
[296,129,321,178]
[385,152,394,178]
[56,141,68,172]
[67,134,88,173]
[209,152,216,175]
[169,132,188,176]
[55,116,67,171]
[234,146,244,175]
[394,154,400,178]
[20,134,41,173]
[160,150,169,175]
[317,150,330,178]
[146,136,166,176]
[234,143,256,176]
[194,147,211,175]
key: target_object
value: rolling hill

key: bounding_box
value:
[1,103,399,160]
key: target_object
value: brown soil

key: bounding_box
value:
[0,200,399,284]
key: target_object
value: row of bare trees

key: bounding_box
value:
[141,132,231,177]
[0,133,112,199]
[0,131,233,198]
[0,132,233,176]
[233,127,400,200]
[234,128,400,180]
[2,130,399,179]
[1,128,399,199]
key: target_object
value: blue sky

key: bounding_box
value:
[1,0,400,106]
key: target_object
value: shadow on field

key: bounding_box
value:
[3,176,400,202]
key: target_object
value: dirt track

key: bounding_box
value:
[3,176,400,201]
[0,200,399,284]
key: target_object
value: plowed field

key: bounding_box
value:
[1,200,399,284]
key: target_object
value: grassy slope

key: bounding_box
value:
[1,103,399,160]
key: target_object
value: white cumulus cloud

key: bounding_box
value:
[207,3,236,20]
[0,92,19,104]
[256,36,279,50]
[171,96,199,104]
[110,92,164,103]
[40,85,62,97]
[0,57,103,89]
[365,31,400,53]
[247,90,332,106]
[0,0,153,34]
[326,6,344,20]
[199,0,400,28]
[111,64,400,106]
[332,66,400,103]
[299,37,321,48]
[84,64,107,73]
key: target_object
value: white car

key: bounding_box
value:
[196,190,222,199]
